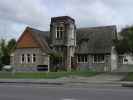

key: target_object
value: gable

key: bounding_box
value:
[16,28,41,48]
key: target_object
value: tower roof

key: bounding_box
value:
[51,16,75,23]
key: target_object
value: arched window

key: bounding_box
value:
[27,54,30,63]
[32,54,36,63]
[21,54,25,64]
[56,26,64,39]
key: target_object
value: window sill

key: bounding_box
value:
[78,62,88,63]
[55,38,63,40]
[93,62,105,64]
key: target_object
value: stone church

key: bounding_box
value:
[11,16,119,72]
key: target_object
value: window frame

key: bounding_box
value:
[118,55,128,64]
[20,54,25,64]
[56,25,64,39]
[27,54,30,63]
[77,55,88,63]
[32,54,36,63]
[93,54,105,64]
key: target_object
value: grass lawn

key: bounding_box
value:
[123,72,133,81]
[0,70,98,79]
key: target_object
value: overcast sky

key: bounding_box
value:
[0,0,133,39]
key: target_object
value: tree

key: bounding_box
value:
[7,39,16,54]
[0,39,16,68]
[115,26,133,54]
[0,46,2,70]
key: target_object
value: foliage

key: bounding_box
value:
[114,39,130,54]
[7,39,16,54]
[116,26,133,54]
[0,39,16,69]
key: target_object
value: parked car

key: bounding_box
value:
[2,65,13,71]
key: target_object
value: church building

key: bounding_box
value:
[11,16,119,72]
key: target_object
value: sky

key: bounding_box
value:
[0,0,133,39]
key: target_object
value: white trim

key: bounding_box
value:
[20,54,25,64]
[31,54,36,63]
[77,55,88,63]
[20,55,22,64]
[25,54,28,64]
[56,27,58,38]
[93,55,105,64]
[31,54,33,63]
[56,26,64,39]
[119,55,128,64]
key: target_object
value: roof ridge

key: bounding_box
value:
[77,25,116,30]
[26,26,49,33]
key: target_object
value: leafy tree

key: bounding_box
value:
[115,26,133,54]
[0,39,8,65]
[7,39,16,54]
[0,46,2,70]
[0,39,16,68]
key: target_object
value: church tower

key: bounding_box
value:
[50,16,76,71]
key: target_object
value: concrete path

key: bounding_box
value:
[62,73,124,82]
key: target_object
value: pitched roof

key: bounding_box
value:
[23,27,51,53]
[19,25,117,54]
[51,16,75,23]
[76,25,117,54]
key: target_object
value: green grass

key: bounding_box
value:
[123,72,133,81]
[0,70,97,79]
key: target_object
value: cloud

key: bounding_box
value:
[0,0,50,39]
[62,0,133,30]
[0,19,25,39]
[1,0,133,39]
[0,0,50,27]
[43,0,133,30]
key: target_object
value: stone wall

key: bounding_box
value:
[50,17,76,71]
[11,48,49,72]
[116,64,133,72]
[77,54,111,72]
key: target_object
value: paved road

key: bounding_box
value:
[0,84,133,100]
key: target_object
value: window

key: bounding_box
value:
[27,54,30,63]
[124,58,128,62]
[78,55,88,63]
[56,26,64,39]
[118,55,128,64]
[32,54,36,63]
[21,54,25,64]
[93,55,105,63]
[21,54,34,64]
